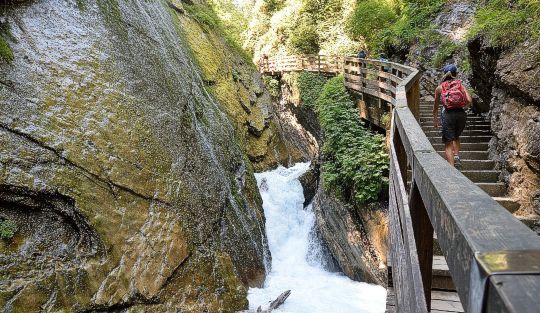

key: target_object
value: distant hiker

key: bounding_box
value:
[379,53,389,72]
[357,50,367,59]
[433,64,472,169]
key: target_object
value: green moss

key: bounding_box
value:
[0,37,13,63]
[0,218,17,240]
[185,4,221,28]
[0,22,14,63]
[76,0,87,11]
[316,76,388,204]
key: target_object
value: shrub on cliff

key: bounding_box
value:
[0,218,17,240]
[289,15,320,54]
[316,76,388,204]
[347,0,446,54]
[298,72,327,108]
[468,0,540,47]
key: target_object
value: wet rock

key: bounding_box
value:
[312,179,387,285]
[532,191,540,216]
[488,88,540,215]
[298,161,319,207]
[0,1,269,311]
[177,13,293,171]
[433,2,476,42]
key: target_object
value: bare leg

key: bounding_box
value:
[445,142,454,166]
[452,139,461,157]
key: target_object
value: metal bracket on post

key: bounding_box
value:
[468,250,540,313]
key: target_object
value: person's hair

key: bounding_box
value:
[441,71,456,83]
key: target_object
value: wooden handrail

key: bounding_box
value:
[260,54,540,313]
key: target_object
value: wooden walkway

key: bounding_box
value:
[260,54,540,313]
[386,288,463,313]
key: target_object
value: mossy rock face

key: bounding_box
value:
[0,0,268,311]
[176,9,296,171]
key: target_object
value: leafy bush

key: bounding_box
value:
[289,15,320,54]
[263,76,280,97]
[0,218,17,240]
[347,0,398,51]
[316,76,389,204]
[261,0,286,14]
[468,0,540,47]
[297,72,327,108]
[347,0,446,53]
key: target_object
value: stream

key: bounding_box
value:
[248,162,386,313]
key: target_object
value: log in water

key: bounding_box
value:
[248,162,386,313]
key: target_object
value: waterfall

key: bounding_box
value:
[248,162,386,313]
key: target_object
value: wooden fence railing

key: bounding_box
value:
[260,55,540,313]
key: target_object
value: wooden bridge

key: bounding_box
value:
[260,55,540,313]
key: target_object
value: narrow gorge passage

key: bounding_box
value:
[248,163,386,313]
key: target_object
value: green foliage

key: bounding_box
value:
[263,76,280,97]
[347,0,446,53]
[208,0,249,50]
[0,22,14,63]
[297,72,327,108]
[261,0,286,14]
[347,0,397,50]
[468,0,540,47]
[0,218,17,240]
[186,4,221,28]
[316,76,389,204]
[186,3,252,63]
[431,36,458,68]
[289,16,320,54]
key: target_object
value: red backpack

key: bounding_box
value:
[441,80,467,109]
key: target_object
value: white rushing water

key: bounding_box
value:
[248,162,386,313]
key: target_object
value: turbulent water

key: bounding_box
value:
[248,163,386,313]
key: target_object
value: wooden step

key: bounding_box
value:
[458,159,495,170]
[437,151,488,159]
[494,197,521,213]
[385,288,464,313]
[424,129,492,137]
[419,114,487,122]
[477,182,507,197]
[461,170,500,183]
[432,142,489,151]
[421,126,491,133]
[420,120,491,127]
[429,136,492,144]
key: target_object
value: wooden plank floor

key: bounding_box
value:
[385,288,464,313]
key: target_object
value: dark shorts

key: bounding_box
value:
[441,108,467,143]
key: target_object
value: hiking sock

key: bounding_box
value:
[453,155,461,170]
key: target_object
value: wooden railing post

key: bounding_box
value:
[406,79,420,121]
[409,181,434,311]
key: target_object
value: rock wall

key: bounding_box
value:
[0,0,279,311]
[469,37,540,216]
[175,0,300,171]
[312,179,387,285]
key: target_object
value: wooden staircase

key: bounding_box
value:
[419,100,520,214]
[393,100,520,313]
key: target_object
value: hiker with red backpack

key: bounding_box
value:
[433,64,472,169]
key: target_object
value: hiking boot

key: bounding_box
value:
[454,155,462,170]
